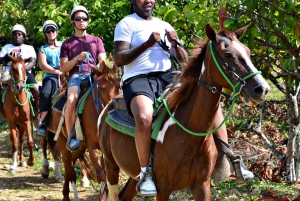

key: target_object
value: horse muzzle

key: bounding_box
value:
[12,84,24,94]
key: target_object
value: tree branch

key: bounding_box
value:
[248,103,285,160]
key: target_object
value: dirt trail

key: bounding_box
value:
[0,129,99,201]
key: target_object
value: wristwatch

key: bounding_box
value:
[74,56,78,61]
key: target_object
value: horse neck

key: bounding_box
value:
[176,58,222,133]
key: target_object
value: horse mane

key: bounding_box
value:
[218,29,236,40]
[167,40,208,110]
[166,28,236,110]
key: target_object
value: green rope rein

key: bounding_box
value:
[13,80,37,117]
[156,40,261,136]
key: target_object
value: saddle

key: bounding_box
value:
[106,94,167,139]
[52,80,94,141]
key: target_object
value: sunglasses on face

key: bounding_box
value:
[45,29,56,34]
[74,16,89,21]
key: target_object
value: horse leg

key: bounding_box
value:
[190,178,211,201]
[24,121,34,166]
[58,135,74,201]
[118,177,138,201]
[40,136,50,179]
[104,155,121,201]
[53,143,64,183]
[9,123,19,173]
[18,124,27,167]
[80,162,90,187]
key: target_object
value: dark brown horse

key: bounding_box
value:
[45,61,120,201]
[0,53,35,173]
[98,24,270,200]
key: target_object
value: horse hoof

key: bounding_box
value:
[10,168,17,174]
[41,172,49,179]
[80,179,89,187]
[56,176,64,183]
[19,161,27,167]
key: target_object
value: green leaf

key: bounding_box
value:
[283,58,292,70]
[223,19,235,29]
[182,4,197,14]
[163,8,177,22]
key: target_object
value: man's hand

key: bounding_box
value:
[165,29,179,47]
[144,32,161,48]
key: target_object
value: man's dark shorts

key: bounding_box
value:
[122,69,173,117]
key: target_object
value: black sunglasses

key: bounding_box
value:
[74,16,89,21]
[45,29,56,34]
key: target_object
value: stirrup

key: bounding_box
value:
[213,135,254,184]
[66,127,81,152]
[135,167,157,196]
[231,155,254,184]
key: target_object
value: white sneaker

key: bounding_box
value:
[138,169,157,196]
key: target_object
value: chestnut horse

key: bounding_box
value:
[0,53,35,173]
[98,24,270,200]
[45,61,119,201]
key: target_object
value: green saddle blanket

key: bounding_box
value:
[105,107,167,140]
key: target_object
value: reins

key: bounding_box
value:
[10,68,36,116]
[158,40,262,136]
[157,33,192,70]
[78,52,104,113]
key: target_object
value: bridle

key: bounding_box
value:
[158,40,262,136]
[10,66,36,115]
[195,41,261,100]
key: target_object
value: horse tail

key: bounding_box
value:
[80,153,98,182]
[80,153,108,199]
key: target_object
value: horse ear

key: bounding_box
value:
[234,23,251,39]
[218,7,229,30]
[90,66,102,77]
[206,24,217,42]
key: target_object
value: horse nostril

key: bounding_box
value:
[254,86,263,94]
[254,85,269,96]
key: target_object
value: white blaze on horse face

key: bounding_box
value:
[156,113,175,143]
[232,41,258,72]
[18,63,24,80]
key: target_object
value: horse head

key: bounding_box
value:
[205,23,270,106]
[7,52,27,94]
[90,60,120,105]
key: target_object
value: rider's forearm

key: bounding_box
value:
[114,42,150,67]
[25,58,36,71]
[60,58,78,74]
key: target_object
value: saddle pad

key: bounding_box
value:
[106,108,167,140]
[52,93,67,113]
[77,89,90,114]
[112,97,135,125]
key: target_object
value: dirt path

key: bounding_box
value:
[0,129,99,201]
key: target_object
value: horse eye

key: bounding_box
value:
[224,52,232,58]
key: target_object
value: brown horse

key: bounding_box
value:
[45,61,119,201]
[98,24,270,201]
[0,53,35,173]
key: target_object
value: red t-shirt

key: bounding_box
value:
[60,34,106,77]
